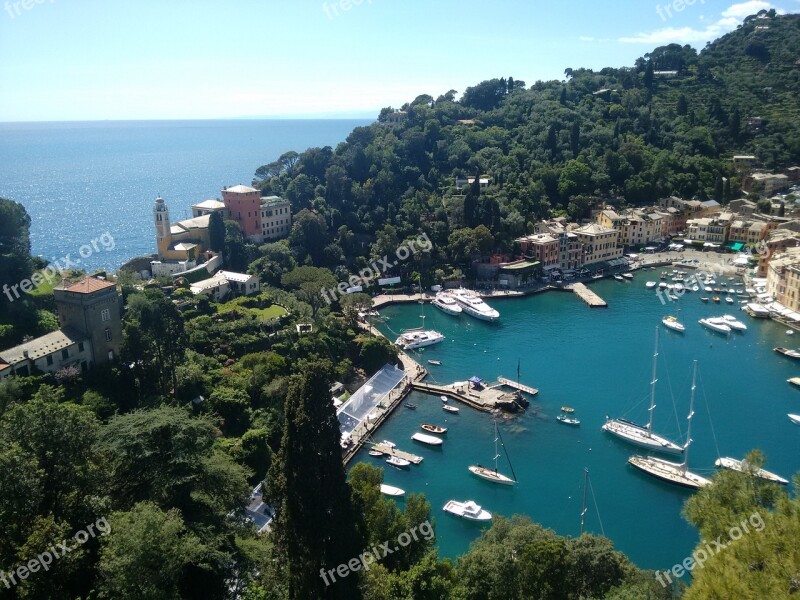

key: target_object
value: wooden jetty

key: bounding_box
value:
[409,381,521,412]
[497,377,539,396]
[371,444,424,464]
[567,283,608,308]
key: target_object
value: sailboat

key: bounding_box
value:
[601,328,684,455]
[628,361,712,490]
[468,415,517,485]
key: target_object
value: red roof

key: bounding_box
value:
[63,277,116,294]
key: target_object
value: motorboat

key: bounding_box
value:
[646,281,657,288]
[443,405,460,414]
[451,289,500,321]
[614,275,624,281]
[395,328,445,350]
[381,440,396,449]
[602,328,684,455]
[662,316,685,333]
[725,297,735,304]
[721,315,747,332]
[700,297,709,303]
[427,360,442,366]
[369,450,384,457]
[699,318,731,335]
[412,432,444,446]
[712,296,721,303]
[714,457,788,485]
[379,484,405,497]
[404,402,417,409]
[441,395,449,403]
[628,361,712,490]
[704,286,713,293]
[557,413,581,426]
[622,273,634,279]
[789,414,800,425]
[431,292,463,316]
[775,347,800,360]
[788,377,800,388]
[443,499,492,521]
[386,455,411,468]
[658,282,668,289]
[420,423,447,434]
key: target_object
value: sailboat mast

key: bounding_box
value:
[647,327,659,433]
[493,416,500,473]
[580,467,589,535]
[682,360,698,468]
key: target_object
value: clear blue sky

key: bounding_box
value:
[0,0,797,121]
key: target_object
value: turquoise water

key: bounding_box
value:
[0,119,370,270]
[353,276,800,571]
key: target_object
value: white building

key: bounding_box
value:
[217,271,260,296]
[260,196,292,241]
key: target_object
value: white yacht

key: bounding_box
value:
[468,416,516,485]
[379,484,406,496]
[699,318,731,335]
[662,316,685,333]
[721,315,747,332]
[714,457,788,485]
[443,499,492,521]
[395,328,445,350]
[411,432,444,446]
[602,328,684,455]
[432,292,462,316]
[386,456,410,468]
[451,289,500,321]
[628,361,712,490]
[645,281,657,288]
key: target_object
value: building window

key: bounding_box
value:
[47,355,53,366]
[105,328,112,342]
[101,308,110,322]
[78,342,85,352]
[61,349,69,360]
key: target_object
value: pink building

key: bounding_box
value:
[222,185,262,241]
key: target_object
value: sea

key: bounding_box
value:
[356,281,800,573]
[0,119,371,271]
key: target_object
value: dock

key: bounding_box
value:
[371,444,424,464]
[497,377,539,396]
[567,283,607,308]
[410,380,524,412]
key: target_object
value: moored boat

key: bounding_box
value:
[700,297,709,303]
[379,484,406,497]
[386,455,410,468]
[712,296,721,303]
[468,415,517,485]
[443,499,492,521]
[427,360,442,366]
[420,423,447,434]
[789,413,800,425]
[775,347,800,360]
[431,292,463,316]
[404,402,417,409]
[788,377,800,388]
[451,289,500,321]
[721,315,747,332]
[699,318,731,335]
[714,457,788,485]
[412,432,444,446]
[662,316,686,333]
[381,440,396,448]
[443,404,460,414]
[395,328,445,350]
[369,450,384,457]
[646,281,657,288]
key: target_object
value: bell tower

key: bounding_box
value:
[153,195,171,257]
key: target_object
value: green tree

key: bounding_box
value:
[281,266,338,319]
[267,360,365,599]
[208,210,225,252]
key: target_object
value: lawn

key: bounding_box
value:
[217,302,287,321]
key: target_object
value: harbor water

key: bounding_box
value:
[353,275,800,571]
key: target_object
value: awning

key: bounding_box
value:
[727,242,745,251]
[468,376,483,384]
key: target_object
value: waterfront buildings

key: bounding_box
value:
[757,230,800,276]
[766,247,800,311]
[573,223,623,266]
[221,185,293,244]
[260,196,292,241]
[190,270,260,301]
[685,213,734,244]
[0,277,122,379]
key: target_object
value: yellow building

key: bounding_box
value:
[573,223,622,265]
[766,247,800,311]
[154,196,211,262]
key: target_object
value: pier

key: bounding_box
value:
[370,443,424,464]
[497,377,539,396]
[409,380,529,412]
[566,283,608,308]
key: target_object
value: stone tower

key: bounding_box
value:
[154,195,172,257]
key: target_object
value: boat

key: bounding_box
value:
[602,328,684,455]
[788,377,800,388]
[427,360,442,366]
[369,450,384,457]
[420,423,447,434]
[561,406,574,413]
[646,281,657,288]
[557,410,581,426]
[628,361,712,490]
[725,297,735,304]
[704,286,713,293]
[700,297,709,303]
[699,318,731,335]
[468,415,516,485]
[662,316,685,333]
[404,402,417,409]
[443,404,460,414]
[440,395,449,403]
[443,499,492,521]
[789,414,800,425]
[381,440,396,449]
[714,457,788,485]
[451,288,500,321]
[692,285,700,292]
[431,292,463,316]
[614,275,624,281]
[658,282,668,289]
[412,432,444,446]
[721,315,747,332]
[386,455,411,468]
[712,296,721,303]
[622,273,634,279]
[395,328,445,350]
[379,484,405,497]
[775,347,800,360]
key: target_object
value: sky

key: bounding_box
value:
[0,0,798,121]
